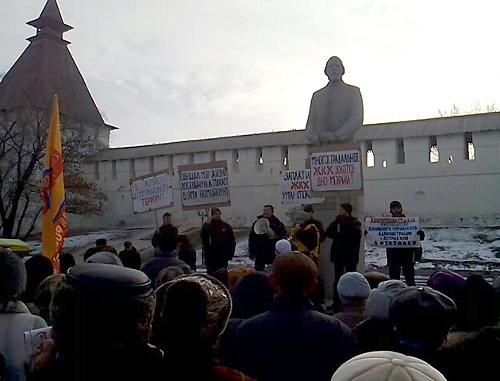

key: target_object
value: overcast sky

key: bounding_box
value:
[1,0,500,147]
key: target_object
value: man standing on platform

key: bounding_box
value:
[304,205,325,245]
[248,205,287,271]
[386,201,425,286]
[152,212,179,255]
[201,208,236,275]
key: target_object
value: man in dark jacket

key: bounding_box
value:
[248,205,287,271]
[234,252,358,381]
[326,203,362,310]
[151,212,178,255]
[386,201,425,286]
[201,208,236,275]
[84,238,117,261]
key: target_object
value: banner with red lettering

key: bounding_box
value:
[130,169,173,214]
[41,95,67,272]
[280,170,324,204]
[310,144,363,194]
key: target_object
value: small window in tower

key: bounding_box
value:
[365,141,375,167]
[282,146,289,169]
[396,138,405,164]
[465,133,475,160]
[130,159,136,178]
[112,160,117,180]
[382,160,387,168]
[429,136,439,163]
[259,150,264,165]
[149,156,155,172]
[448,155,453,164]
[233,149,239,164]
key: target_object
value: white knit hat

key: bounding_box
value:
[275,239,292,255]
[331,351,447,381]
[365,280,408,321]
[337,272,370,303]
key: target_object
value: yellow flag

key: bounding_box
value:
[41,95,67,272]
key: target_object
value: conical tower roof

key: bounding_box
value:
[0,0,116,131]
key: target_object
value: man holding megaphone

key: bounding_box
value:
[248,205,287,271]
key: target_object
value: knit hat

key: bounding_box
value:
[85,251,123,266]
[426,269,465,302]
[389,286,457,328]
[275,239,292,255]
[365,280,408,321]
[337,272,371,303]
[0,249,27,300]
[331,351,447,381]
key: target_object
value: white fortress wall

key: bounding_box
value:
[77,114,500,231]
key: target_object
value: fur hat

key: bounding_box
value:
[365,280,408,321]
[0,249,27,300]
[161,274,232,340]
[331,351,447,381]
[275,239,292,255]
[389,286,457,328]
[364,271,390,289]
[295,211,309,221]
[85,251,123,266]
[337,272,370,303]
[427,269,465,302]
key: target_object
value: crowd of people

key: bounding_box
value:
[1,203,499,381]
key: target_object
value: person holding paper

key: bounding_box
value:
[386,200,425,286]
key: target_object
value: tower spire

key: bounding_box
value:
[27,0,73,44]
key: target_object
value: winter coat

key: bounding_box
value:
[83,245,117,262]
[177,242,197,271]
[201,219,236,263]
[326,215,361,264]
[234,295,358,381]
[140,255,188,284]
[0,301,47,381]
[118,247,141,270]
[306,218,326,243]
[151,224,179,253]
[290,223,320,258]
[332,300,367,330]
[248,215,287,263]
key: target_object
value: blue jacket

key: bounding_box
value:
[234,295,358,381]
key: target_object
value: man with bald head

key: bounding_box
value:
[306,56,363,145]
[234,252,358,381]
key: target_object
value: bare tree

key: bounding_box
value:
[0,104,104,239]
[438,102,497,117]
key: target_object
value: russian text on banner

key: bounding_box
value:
[178,161,231,210]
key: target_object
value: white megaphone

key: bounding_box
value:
[253,218,276,239]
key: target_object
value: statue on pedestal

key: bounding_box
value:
[306,56,363,145]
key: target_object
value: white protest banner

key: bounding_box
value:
[130,170,173,214]
[280,169,324,204]
[178,161,231,210]
[365,216,421,248]
[310,144,363,194]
